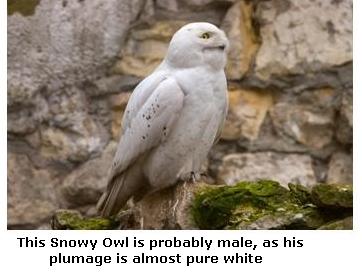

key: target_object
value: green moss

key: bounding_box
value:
[288,183,313,205]
[191,180,340,230]
[192,180,297,229]
[52,210,120,230]
[8,0,40,16]
[311,184,353,208]
[192,184,250,229]
[243,180,289,197]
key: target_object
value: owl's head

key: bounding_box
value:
[166,22,229,70]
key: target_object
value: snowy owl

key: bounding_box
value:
[98,22,229,216]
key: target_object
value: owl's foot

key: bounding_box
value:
[189,171,201,184]
[180,171,201,184]
[191,171,197,183]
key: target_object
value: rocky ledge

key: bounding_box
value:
[51,180,352,230]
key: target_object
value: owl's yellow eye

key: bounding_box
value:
[201,32,210,39]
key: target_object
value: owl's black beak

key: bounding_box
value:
[218,44,226,51]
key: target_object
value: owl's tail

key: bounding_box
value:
[97,174,127,217]
[97,163,146,217]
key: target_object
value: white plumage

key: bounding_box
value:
[98,22,229,216]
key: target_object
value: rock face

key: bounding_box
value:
[60,142,117,208]
[8,153,59,228]
[221,1,259,80]
[336,88,353,145]
[221,88,273,141]
[111,20,188,77]
[269,88,337,150]
[8,0,352,229]
[327,152,352,184]
[7,0,146,228]
[255,0,352,81]
[8,0,144,94]
[217,152,316,188]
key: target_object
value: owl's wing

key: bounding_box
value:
[109,75,185,182]
[213,91,229,145]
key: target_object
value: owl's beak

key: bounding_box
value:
[218,44,226,51]
[204,42,227,52]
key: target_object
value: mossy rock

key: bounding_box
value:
[51,181,353,230]
[192,180,330,230]
[51,209,120,230]
[288,183,313,205]
[311,184,353,208]
[318,216,353,230]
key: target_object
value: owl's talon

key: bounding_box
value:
[191,171,196,183]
